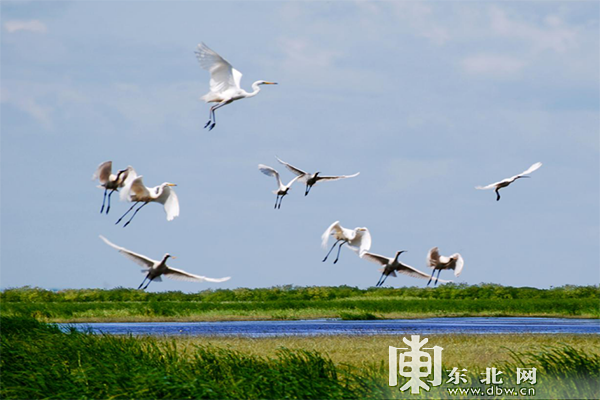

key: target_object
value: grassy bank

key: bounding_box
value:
[2,316,599,399]
[1,284,598,322]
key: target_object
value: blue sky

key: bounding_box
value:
[1,1,598,292]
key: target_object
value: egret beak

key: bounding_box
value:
[170,256,177,259]
[168,183,177,186]
[264,82,278,85]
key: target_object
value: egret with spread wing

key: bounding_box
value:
[196,42,277,131]
[276,157,359,196]
[116,176,179,227]
[476,162,542,201]
[321,221,371,264]
[426,247,464,286]
[362,250,446,287]
[258,164,301,209]
[92,161,136,214]
[100,236,230,290]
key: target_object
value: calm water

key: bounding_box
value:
[63,317,599,337]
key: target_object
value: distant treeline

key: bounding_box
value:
[2,283,598,302]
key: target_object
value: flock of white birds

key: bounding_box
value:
[93,42,543,290]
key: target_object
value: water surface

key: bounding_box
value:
[63,317,600,337]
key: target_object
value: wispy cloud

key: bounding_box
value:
[4,19,47,34]
[1,87,53,129]
[461,54,527,76]
[489,7,577,53]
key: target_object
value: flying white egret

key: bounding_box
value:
[426,247,464,286]
[92,161,136,214]
[362,250,447,287]
[99,236,230,290]
[321,221,371,264]
[195,42,277,131]
[476,162,542,201]
[258,164,301,209]
[275,157,360,196]
[115,176,179,227]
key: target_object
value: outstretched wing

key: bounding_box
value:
[315,172,360,183]
[361,251,391,266]
[395,262,436,280]
[164,266,231,283]
[258,164,282,188]
[321,221,342,249]
[93,161,112,184]
[516,162,542,178]
[475,183,498,190]
[275,157,307,177]
[99,235,155,270]
[119,167,139,201]
[348,228,371,255]
[195,42,242,93]
[127,176,151,201]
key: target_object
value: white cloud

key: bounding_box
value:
[461,54,527,76]
[1,87,53,129]
[384,158,454,192]
[4,20,47,34]
[489,7,577,53]
[278,37,341,70]
[389,2,451,45]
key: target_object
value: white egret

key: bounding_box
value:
[476,162,542,201]
[92,161,136,214]
[116,176,179,227]
[276,157,360,196]
[426,247,464,286]
[99,236,230,290]
[258,164,301,209]
[195,42,277,131]
[321,221,371,264]
[362,250,447,287]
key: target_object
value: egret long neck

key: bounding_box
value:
[243,81,263,98]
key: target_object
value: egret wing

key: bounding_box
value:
[164,266,231,283]
[321,221,342,248]
[315,172,360,183]
[361,251,391,266]
[93,161,112,184]
[128,176,150,201]
[426,247,440,268]
[99,235,155,270]
[158,186,180,221]
[475,182,499,190]
[119,167,139,201]
[275,157,307,177]
[517,162,542,177]
[195,42,241,93]
[451,253,464,276]
[348,228,371,255]
[258,164,282,188]
[395,262,436,280]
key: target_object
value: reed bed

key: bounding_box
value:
[2,284,598,322]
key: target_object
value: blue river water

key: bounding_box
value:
[62,317,599,337]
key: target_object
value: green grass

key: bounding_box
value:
[2,284,598,322]
[2,316,599,399]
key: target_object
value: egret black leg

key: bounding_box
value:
[138,276,148,290]
[142,278,153,290]
[100,188,108,213]
[495,189,501,201]
[115,202,139,225]
[204,106,215,129]
[434,269,442,286]
[123,202,149,227]
[376,271,386,287]
[274,195,279,209]
[322,240,341,262]
[427,268,437,286]
[105,189,117,214]
[305,185,310,196]
[379,274,389,287]
[333,241,346,264]
[277,195,285,209]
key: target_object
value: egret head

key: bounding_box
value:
[163,253,176,261]
[314,171,321,177]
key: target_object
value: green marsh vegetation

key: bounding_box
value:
[1,284,598,322]
[2,316,599,399]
